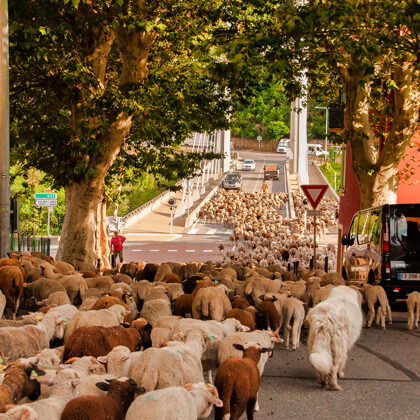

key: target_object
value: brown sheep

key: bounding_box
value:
[111,273,132,285]
[86,276,114,291]
[191,279,217,299]
[63,325,141,361]
[214,343,272,420]
[256,296,280,331]
[0,266,25,319]
[61,378,145,420]
[102,269,117,276]
[0,259,26,281]
[78,271,98,279]
[120,262,138,279]
[162,273,182,284]
[172,294,193,317]
[231,296,251,309]
[0,363,45,412]
[225,308,255,331]
[92,295,132,323]
[142,263,159,281]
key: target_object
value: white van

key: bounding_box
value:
[307,144,327,157]
[277,139,290,153]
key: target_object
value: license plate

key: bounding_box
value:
[398,273,420,280]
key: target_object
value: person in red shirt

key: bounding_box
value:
[110,231,126,266]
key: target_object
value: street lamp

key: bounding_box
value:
[314,106,329,154]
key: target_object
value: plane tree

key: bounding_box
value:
[10,0,230,265]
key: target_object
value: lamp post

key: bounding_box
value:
[314,106,329,154]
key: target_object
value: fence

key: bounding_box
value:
[9,234,51,256]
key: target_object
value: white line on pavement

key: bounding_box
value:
[188,228,199,234]
[149,250,160,252]
[254,160,266,192]
[207,229,217,234]
[168,250,178,252]
[203,250,214,253]
[185,250,196,252]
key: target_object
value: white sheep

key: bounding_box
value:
[63,304,127,342]
[192,284,232,321]
[128,329,205,391]
[281,297,305,350]
[139,298,172,326]
[407,291,420,330]
[125,383,223,420]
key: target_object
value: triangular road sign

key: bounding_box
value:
[301,184,328,209]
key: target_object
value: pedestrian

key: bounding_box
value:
[261,181,268,193]
[110,230,126,267]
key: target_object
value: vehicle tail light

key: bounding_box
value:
[393,288,401,292]
[383,225,389,252]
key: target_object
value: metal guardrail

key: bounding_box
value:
[121,181,183,224]
[10,233,51,256]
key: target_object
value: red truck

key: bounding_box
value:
[264,163,280,180]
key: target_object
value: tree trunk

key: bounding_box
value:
[56,178,104,266]
[96,198,111,271]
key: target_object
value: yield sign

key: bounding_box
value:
[301,184,328,209]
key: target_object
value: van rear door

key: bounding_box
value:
[389,205,420,295]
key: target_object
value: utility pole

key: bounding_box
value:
[0,0,9,258]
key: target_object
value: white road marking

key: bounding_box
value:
[168,250,178,252]
[203,250,214,253]
[207,229,217,234]
[188,228,199,234]
[185,250,196,252]
[149,250,160,252]
[253,159,266,192]
[168,234,183,241]
[131,250,143,252]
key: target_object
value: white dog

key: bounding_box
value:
[306,286,363,391]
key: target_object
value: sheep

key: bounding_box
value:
[225,308,255,331]
[56,275,88,305]
[96,346,133,378]
[0,305,77,361]
[139,298,172,326]
[214,343,272,420]
[362,285,392,329]
[0,404,38,420]
[119,263,138,279]
[63,325,141,361]
[111,274,132,285]
[22,279,66,306]
[0,363,45,412]
[60,356,106,378]
[23,368,81,420]
[231,296,251,309]
[85,276,114,291]
[192,284,232,321]
[37,291,71,309]
[407,291,420,330]
[218,330,283,377]
[0,290,5,319]
[281,297,305,350]
[313,284,335,307]
[172,294,193,317]
[26,348,62,370]
[64,305,128,343]
[243,276,278,305]
[61,377,144,420]
[125,383,223,420]
[0,266,24,319]
[255,296,280,332]
[128,329,206,391]
[141,263,159,281]
[20,260,42,283]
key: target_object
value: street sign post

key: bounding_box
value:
[257,135,262,151]
[301,184,328,269]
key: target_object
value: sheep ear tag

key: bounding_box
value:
[0,354,4,364]
[0,364,6,372]
[62,317,68,325]
[30,370,38,380]
[215,280,219,284]
[208,336,215,342]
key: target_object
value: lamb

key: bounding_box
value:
[192,284,232,321]
[23,368,81,420]
[281,297,305,350]
[0,363,45,412]
[61,377,144,420]
[407,291,420,330]
[214,343,272,420]
[362,285,392,329]
[63,325,141,361]
[64,305,128,343]
[0,266,24,319]
[173,294,193,317]
[125,383,223,420]
[139,298,172,326]
[128,329,206,391]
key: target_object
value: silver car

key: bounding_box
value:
[223,173,242,190]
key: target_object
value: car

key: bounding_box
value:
[341,204,420,302]
[241,159,256,171]
[264,163,280,180]
[307,144,328,157]
[277,140,290,153]
[223,173,242,190]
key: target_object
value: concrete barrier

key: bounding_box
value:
[285,160,296,219]
[310,160,340,201]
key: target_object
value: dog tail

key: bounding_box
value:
[308,324,332,375]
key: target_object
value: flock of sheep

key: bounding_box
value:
[1,250,419,420]
[200,189,338,271]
